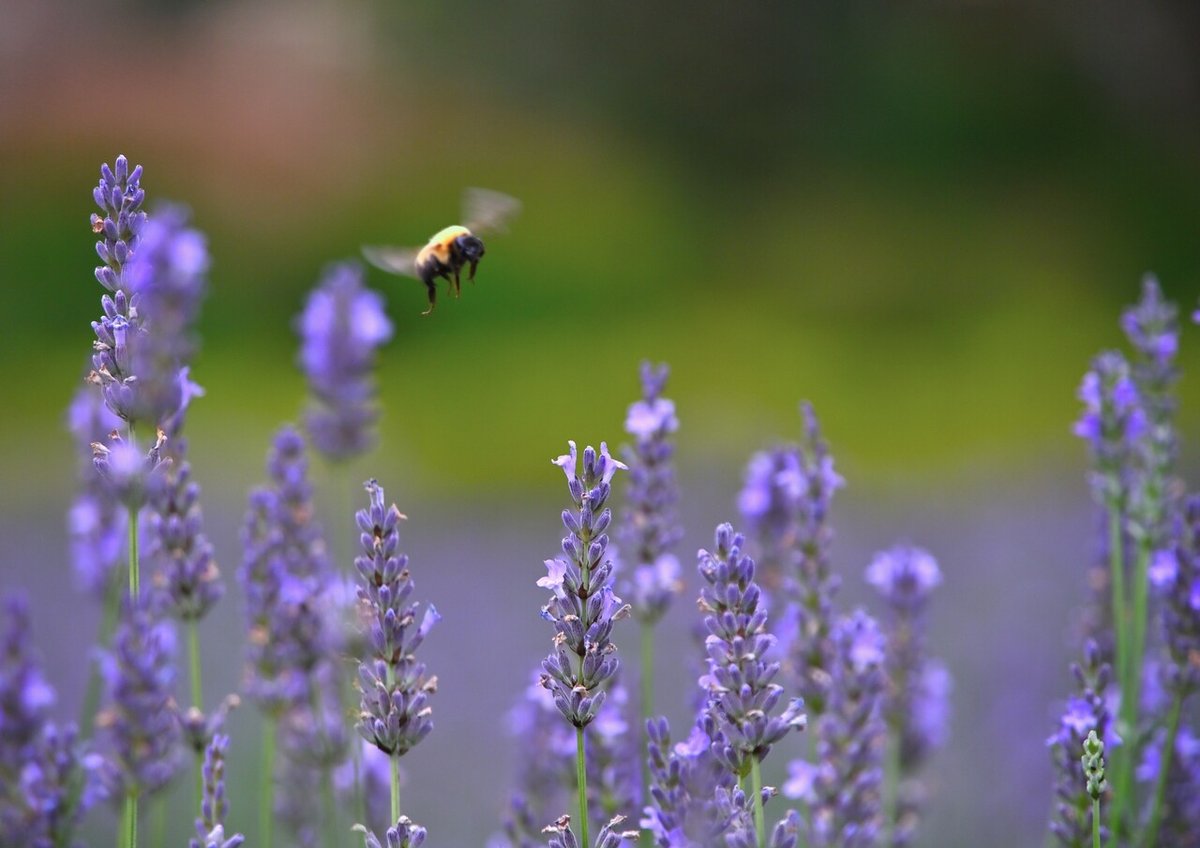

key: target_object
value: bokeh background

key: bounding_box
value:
[3,1,1200,845]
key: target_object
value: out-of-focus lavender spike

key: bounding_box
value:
[67,385,127,599]
[278,675,350,847]
[1074,351,1145,510]
[540,442,631,728]
[354,816,428,848]
[865,544,951,846]
[805,609,887,848]
[353,479,439,758]
[239,426,335,715]
[298,262,393,463]
[1,595,106,845]
[1046,640,1114,846]
[697,523,806,778]
[1136,725,1200,843]
[619,362,684,624]
[146,451,223,622]
[178,694,240,761]
[91,428,169,512]
[494,674,638,848]
[1154,497,1200,695]
[1121,274,1179,421]
[187,734,244,848]
[98,597,181,801]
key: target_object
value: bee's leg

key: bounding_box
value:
[452,267,462,298]
[468,260,478,283]
[421,279,437,315]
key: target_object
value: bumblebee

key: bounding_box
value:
[363,188,520,315]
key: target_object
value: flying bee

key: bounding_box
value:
[362,188,521,315]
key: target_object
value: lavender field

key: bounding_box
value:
[4,4,1200,848]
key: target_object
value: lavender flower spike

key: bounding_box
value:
[540,442,631,728]
[698,523,807,779]
[98,598,181,800]
[353,479,439,758]
[1156,496,1200,695]
[189,734,245,848]
[67,385,126,599]
[299,262,393,463]
[620,362,684,625]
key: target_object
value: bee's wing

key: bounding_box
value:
[463,188,521,236]
[362,245,421,278]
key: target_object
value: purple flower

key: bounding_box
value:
[0,595,105,847]
[239,426,335,714]
[1157,496,1200,695]
[806,610,887,848]
[542,814,638,848]
[67,385,126,598]
[865,545,941,611]
[299,262,393,462]
[188,734,244,848]
[1074,351,1146,508]
[1121,274,1179,384]
[697,523,806,778]
[146,452,224,622]
[91,428,169,511]
[355,816,427,848]
[98,598,181,799]
[353,479,438,758]
[1047,640,1113,846]
[1136,726,1200,844]
[540,442,630,728]
[619,362,684,625]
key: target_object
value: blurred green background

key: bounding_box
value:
[3,1,1200,846]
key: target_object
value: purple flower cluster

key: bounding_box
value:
[146,456,223,621]
[1137,725,1200,844]
[356,816,428,848]
[1074,351,1145,508]
[353,479,439,758]
[619,362,684,624]
[1152,496,1200,694]
[98,598,181,799]
[698,523,806,777]
[495,673,637,848]
[0,596,104,847]
[1047,641,1113,847]
[865,545,949,845]
[542,813,638,848]
[67,386,127,599]
[299,262,393,463]
[801,610,888,848]
[239,426,335,714]
[189,734,245,848]
[539,442,631,727]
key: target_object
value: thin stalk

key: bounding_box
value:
[1143,693,1184,848]
[576,726,590,848]
[750,757,766,848]
[1128,542,1151,722]
[390,754,401,826]
[1093,797,1102,848]
[188,618,204,807]
[1106,502,1130,841]
[127,422,139,600]
[334,463,368,829]
[80,573,122,739]
[150,795,164,848]
[260,716,276,848]
[882,734,901,847]
[639,623,654,848]
[125,790,138,848]
[309,686,340,848]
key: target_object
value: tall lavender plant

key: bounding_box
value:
[352,479,439,844]
[539,442,632,847]
[697,523,806,848]
[865,545,950,846]
[188,734,244,848]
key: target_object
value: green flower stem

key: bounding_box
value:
[1128,541,1151,722]
[309,687,340,848]
[260,716,276,848]
[1093,796,1102,848]
[124,790,138,848]
[391,754,401,826]
[333,463,368,829]
[1144,692,1184,848]
[577,726,590,848]
[1106,501,1130,840]
[639,623,654,848]
[750,757,766,848]
[188,618,204,807]
[150,795,165,848]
